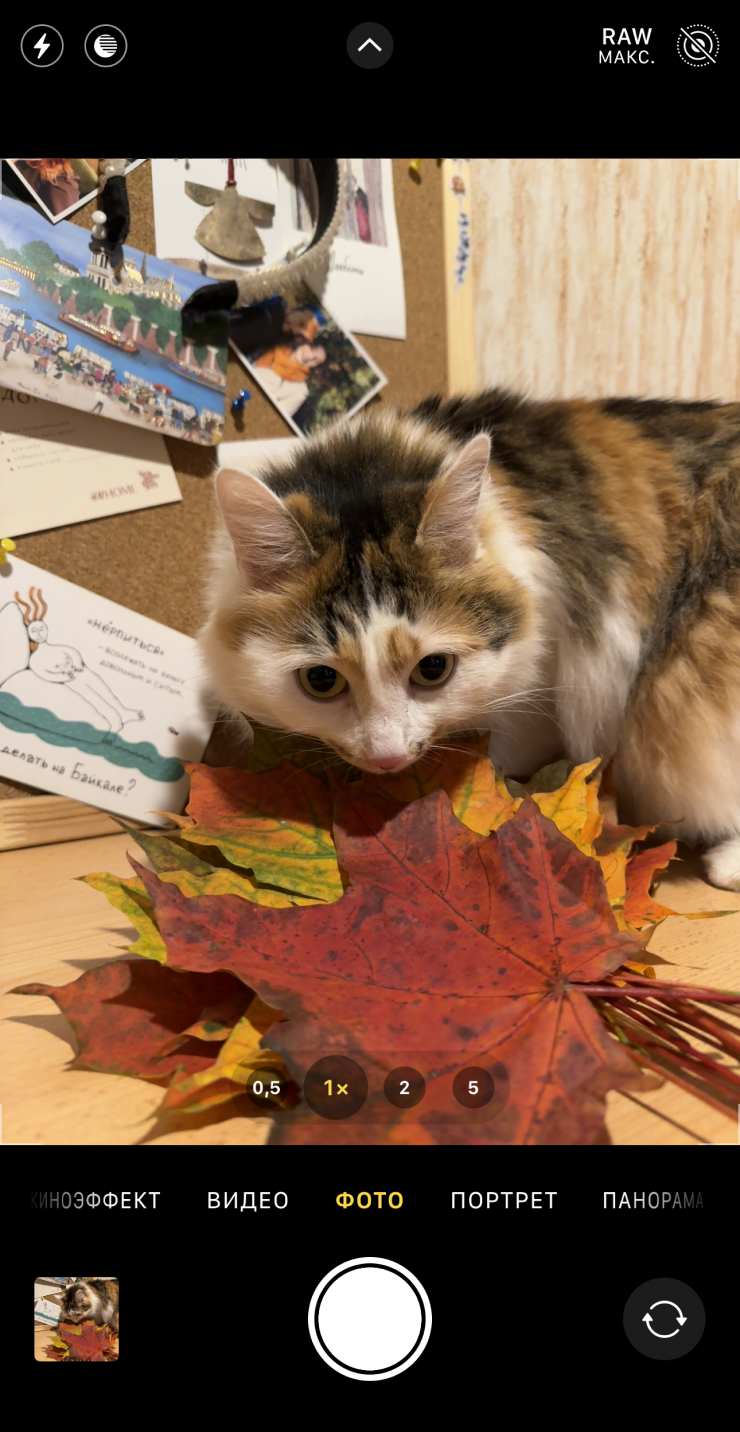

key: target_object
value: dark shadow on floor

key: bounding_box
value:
[9,1012,76,1050]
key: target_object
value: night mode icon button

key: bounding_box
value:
[309,1258,431,1380]
[84,24,128,66]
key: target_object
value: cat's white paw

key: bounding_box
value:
[704,836,740,892]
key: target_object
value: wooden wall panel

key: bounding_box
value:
[472,158,740,401]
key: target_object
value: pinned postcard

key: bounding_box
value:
[151,158,282,278]
[280,158,406,340]
[230,280,386,437]
[0,558,216,823]
[6,159,146,224]
[0,386,181,537]
[0,195,227,445]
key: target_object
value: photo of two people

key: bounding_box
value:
[231,280,385,436]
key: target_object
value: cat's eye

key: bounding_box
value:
[410,653,455,687]
[298,664,349,699]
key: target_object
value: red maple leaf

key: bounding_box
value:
[132,784,652,1144]
[15,963,252,1081]
[624,841,679,926]
[56,1320,115,1361]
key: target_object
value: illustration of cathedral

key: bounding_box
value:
[85,249,181,308]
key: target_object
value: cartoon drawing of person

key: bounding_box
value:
[1,589,145,734]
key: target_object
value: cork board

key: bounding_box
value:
[2,159,446,796]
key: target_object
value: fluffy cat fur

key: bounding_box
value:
[58,1279,119,1333]
[200,390,740,890]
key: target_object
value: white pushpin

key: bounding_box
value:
[91,209,108,239]
[100,158,126,177]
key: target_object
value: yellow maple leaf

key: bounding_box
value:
[178,761,343,903]
[532,758,603,852]
[81,872,167,963]
[158,995,290,1116]
[369,736,519,834]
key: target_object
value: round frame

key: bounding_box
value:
[308,1257,432,1381]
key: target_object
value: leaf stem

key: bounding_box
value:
[608,1003,740,1089]
[620,1044,740,1117]
[579,980,740,1002]
[639,999,740,1058]
[597,1003,740,1099]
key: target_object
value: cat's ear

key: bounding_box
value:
[416,434,491,563]
[215,468,313,590]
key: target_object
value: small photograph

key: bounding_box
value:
[8,160,145,224]
[290,159,388,246]
[337,159,388,246]
[281,159,406,341]
[230,280,386,436]
[34,1277,119,1362]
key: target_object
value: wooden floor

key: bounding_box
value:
[3,830,739,1146]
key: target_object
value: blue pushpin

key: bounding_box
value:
[231,388,251,414]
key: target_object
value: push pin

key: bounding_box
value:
[231,388,251,414]
[0,537,16,565]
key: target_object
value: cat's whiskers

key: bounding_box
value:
[415,753,447,773]
[270,730,325,745]
[475,684,582,714]
[286,752,346,773]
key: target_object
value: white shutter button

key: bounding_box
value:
[308,1257,432,1380]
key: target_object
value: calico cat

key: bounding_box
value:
[201,391,740,890]
[59,1279,119,1334]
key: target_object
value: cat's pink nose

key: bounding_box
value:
[372,754,407,770]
